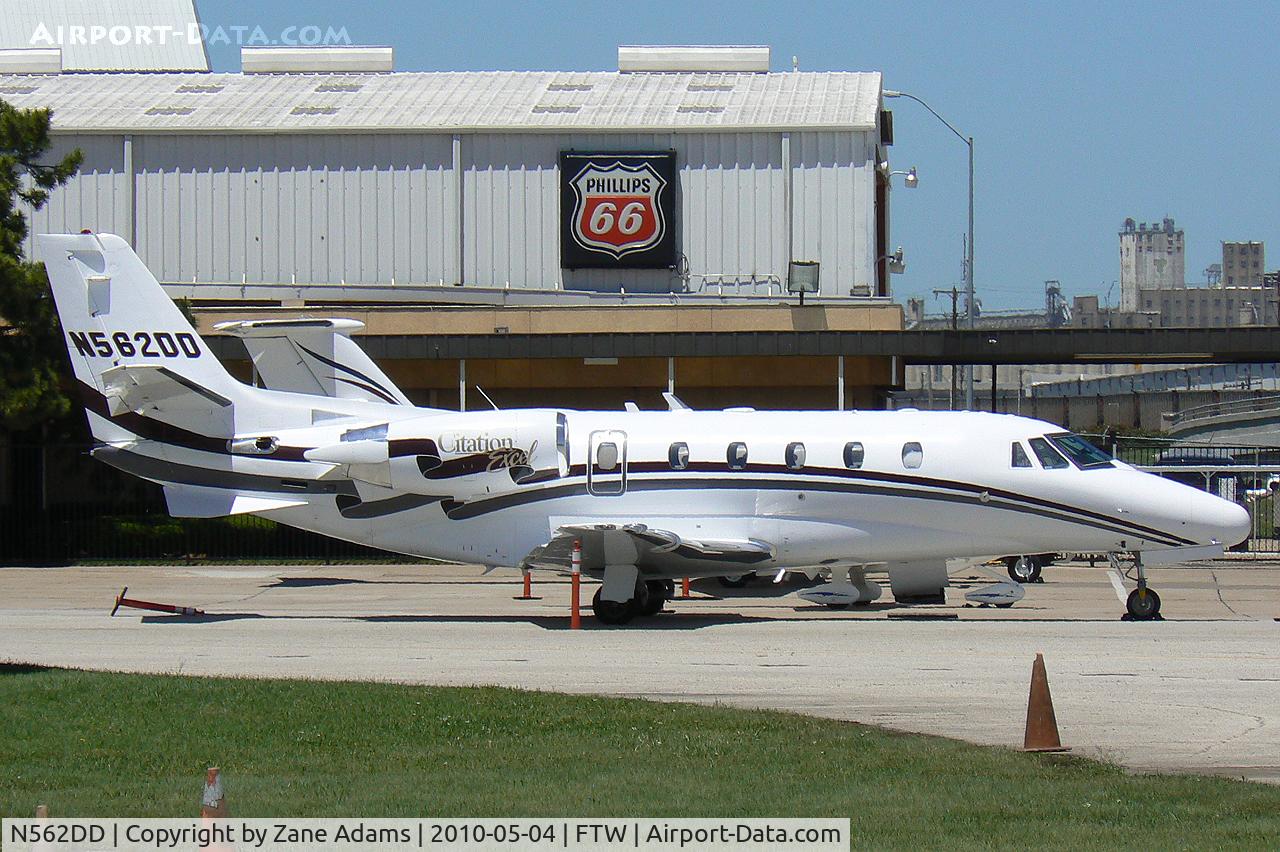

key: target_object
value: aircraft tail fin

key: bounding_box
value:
[215,318,412,406]
[38,232,248,441]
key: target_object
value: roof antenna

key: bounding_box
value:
[792,55,799,72]
[475,386,500,410]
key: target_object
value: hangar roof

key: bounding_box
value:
[0,70,883,133]
[0,0,209,72]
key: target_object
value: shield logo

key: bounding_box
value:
[569,160,667,258]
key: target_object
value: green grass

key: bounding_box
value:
[2,666,1278,849]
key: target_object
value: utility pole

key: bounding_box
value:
[965,140,975,411]
[884,90,975,409]
[933,286,962,408]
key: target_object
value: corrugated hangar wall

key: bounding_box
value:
[28,129,876,295]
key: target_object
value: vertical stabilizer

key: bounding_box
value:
[215,318,412,406]
[39,232,247,440]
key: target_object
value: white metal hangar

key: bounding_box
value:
[10,46,895,302]
[0,0,209,73]
[6,45,906,410]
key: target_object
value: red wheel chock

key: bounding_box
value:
[111,586,205,617]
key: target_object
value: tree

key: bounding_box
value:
[0,99,82,432]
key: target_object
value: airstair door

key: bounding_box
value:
[587,430,628,496]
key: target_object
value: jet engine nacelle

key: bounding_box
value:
[384,410,565,501]
[303,410,566,501]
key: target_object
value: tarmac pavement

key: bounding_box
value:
[1,559,1277,782]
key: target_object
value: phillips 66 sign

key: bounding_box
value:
[560,152,677,268]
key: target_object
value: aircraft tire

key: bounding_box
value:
[1125,587,1161,620]
[1007,555,1043,584]
[640,580,667,616]
[592,588,634,625]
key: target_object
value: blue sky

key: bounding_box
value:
[198,0,1279,314]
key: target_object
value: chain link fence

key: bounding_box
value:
[0,442,403,565]
[1087,434,1280,556]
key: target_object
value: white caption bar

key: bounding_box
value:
[3,818,848,851]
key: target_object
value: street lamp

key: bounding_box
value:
[888,166,918,188]
[883,89,976,409]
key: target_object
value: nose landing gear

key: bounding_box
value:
[1125,586,1162,620]
[1111,552,1163,621]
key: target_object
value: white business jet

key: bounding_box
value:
[41,233,1250,623]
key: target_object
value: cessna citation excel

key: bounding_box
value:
[43,233,1250,624]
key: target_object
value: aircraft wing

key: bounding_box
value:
[521,523,774,574]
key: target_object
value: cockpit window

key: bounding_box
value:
[1046,433,1114,469]
[1028,438,1070,470]
[1011,441,1032,468]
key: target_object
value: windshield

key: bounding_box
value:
[1046,433,1114,469]
[1028,437,1070,470]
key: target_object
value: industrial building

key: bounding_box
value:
[1118,217,1186,311]
[1078,227,1275,330]
[4,41,905,409]
[1223,240,1265,288]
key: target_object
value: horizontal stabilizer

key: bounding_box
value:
[164,484,308,518]
[101,364,234,436]
[38,232,248,446]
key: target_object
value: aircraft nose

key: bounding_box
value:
[1192,489,1252,547]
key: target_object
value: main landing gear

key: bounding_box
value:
[592,578,674,625]
[1110,552,1162,621]
[1005,554,1044,584]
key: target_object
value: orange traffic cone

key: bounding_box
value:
[200,767,228,817]
[1023,653,1070,753]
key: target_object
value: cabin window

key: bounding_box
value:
[669,442,690,470]
[727,442,749,470]
[901,442,923,470]
[1029,437,1070,470]
[1011,441,1032,468]
[843,441,865,469]
[785,442,806,470]
[596,441,619,471]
